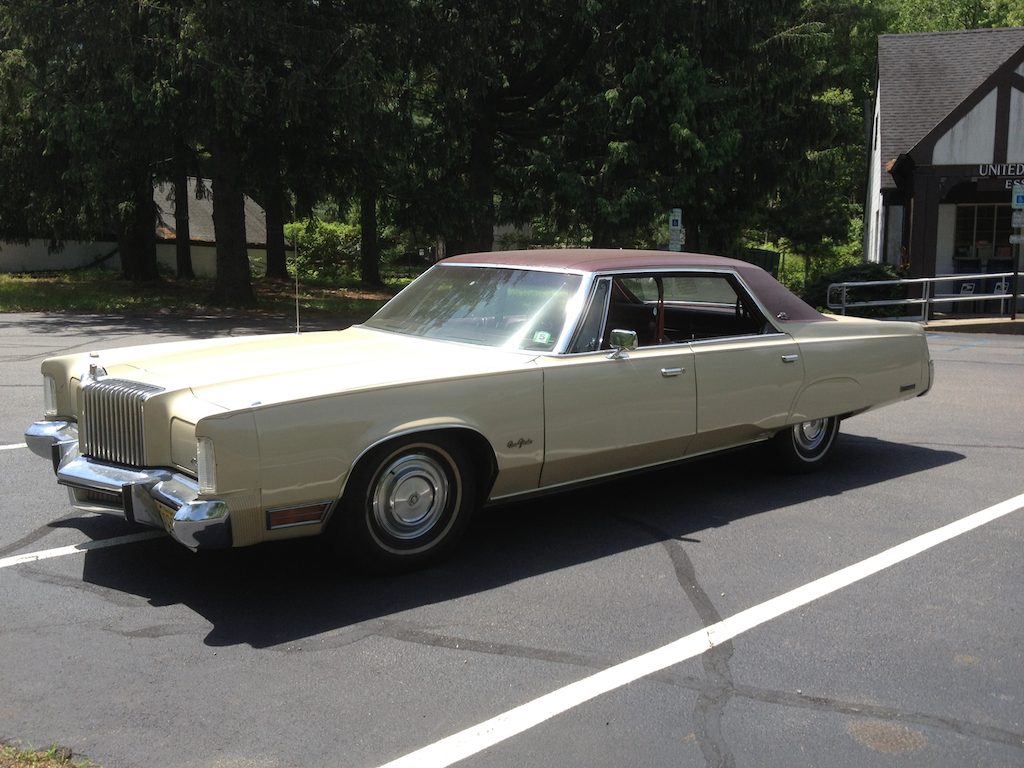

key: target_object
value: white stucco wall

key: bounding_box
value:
[2,240,267,277]
[864,89,885,264]
[932,89,998,165]
[0,241,121,273]
[1010,86,1024,162]
[154,244,266,278]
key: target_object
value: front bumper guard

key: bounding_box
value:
[25,420,231,550]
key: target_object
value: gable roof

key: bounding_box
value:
[876,27,1024,188]
[154,178,268,246]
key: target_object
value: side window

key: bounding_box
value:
[661,274,766,340]
[663,275,738,306]
[601,272,767,348]
[603,276,661,348]
[568,278,610,353]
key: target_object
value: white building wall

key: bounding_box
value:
[1,240,267,277]
[864,89,885,264]
[155,244,266,278]
[0,241,121,273]
[931,89,998,165]
[1010,86,1024,161]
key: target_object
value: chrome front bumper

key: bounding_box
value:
[25,421,232,549]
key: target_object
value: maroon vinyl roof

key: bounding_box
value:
[441,249,827,323]
[442,248,745,272]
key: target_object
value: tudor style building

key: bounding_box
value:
[865,27,1024,308]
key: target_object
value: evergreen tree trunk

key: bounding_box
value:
[359,188,382,286]
[119,173,160,282]
[210,133,256,306]
[117,229,135,281]
[465,112,496,253]
[172,157,195,279]
[264,167,289,280]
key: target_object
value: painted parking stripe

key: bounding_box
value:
[0,531,165,569]
[0,443,27,451]
[376,492,1024,768]
[942,340,991,352]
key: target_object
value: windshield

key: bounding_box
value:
[365,265,585,351]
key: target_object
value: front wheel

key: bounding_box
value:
[329,435,476,572]
[772,416,840,474]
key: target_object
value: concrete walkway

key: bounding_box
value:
[920,316,1024,334]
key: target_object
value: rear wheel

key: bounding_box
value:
[330,435,476,572]
[772,416,840,474]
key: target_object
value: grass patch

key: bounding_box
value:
[0,743,98,768]
[0,269,405,317]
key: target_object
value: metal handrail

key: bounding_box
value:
[827,272,1018,322]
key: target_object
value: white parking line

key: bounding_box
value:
[0,443,27,451]
[376,492,1024,768]
[0,531,166,569]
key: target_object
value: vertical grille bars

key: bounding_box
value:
[79,379,164,466]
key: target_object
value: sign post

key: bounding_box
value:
[668,208,683,252]
[1011,184,1024,320]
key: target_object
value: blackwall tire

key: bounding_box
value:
[331,435,476,572]
[772,416,840,474]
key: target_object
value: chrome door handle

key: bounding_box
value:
[781,355,799,363]
[661,367,685,377]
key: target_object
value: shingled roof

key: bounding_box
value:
[876,27,1024,189]
[153,178,268,246]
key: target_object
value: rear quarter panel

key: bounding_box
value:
[788,316,931,422]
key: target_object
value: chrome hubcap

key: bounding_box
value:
[794,419,827,452]
[372,452,449,540]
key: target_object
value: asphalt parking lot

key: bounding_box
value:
[1,313,1022,768]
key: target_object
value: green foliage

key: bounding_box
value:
[886,0,1023,32]
[0,741,97,768]
[7,0,1021,303]
[802,262,907,316]
[284,219,361,282]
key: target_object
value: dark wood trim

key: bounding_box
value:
[994,83,1011,163]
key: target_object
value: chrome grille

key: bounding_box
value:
[79,379,164,466]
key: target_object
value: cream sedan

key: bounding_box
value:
[25,250,933,570]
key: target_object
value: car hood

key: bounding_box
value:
[89,326,540,411]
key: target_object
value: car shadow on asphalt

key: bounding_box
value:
[69,434,963,648]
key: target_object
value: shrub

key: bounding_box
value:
[284,218,360,281]
[802,263,906,317]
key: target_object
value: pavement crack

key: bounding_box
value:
[615,515,737,768]
[12,563,147,608]
[375,619,617,670]
[0,516,79,559]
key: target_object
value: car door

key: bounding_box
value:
[667,273,804,455]
[687,334,804,453]
[538,277,697,488]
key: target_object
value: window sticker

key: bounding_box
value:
[532,331,552,344]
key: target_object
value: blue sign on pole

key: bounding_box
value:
[1013,183,1024,209]
[668,208,683,252]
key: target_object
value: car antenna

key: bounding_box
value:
[292,203,301,335]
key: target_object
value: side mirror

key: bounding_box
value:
[606,328,637,359]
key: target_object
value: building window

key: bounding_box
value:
[954,205,1013,265]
